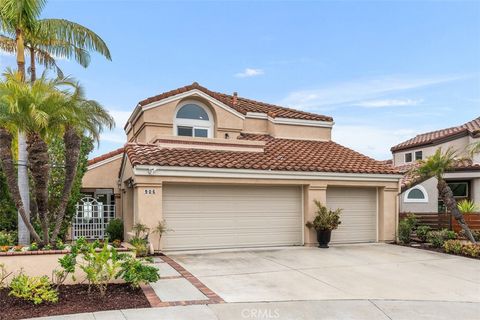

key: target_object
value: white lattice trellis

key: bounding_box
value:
[73,197,115,240]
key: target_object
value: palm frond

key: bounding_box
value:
[37,19,111,60]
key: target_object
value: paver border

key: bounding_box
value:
[141,254,225,307]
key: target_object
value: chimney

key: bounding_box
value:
[233,92,238,105]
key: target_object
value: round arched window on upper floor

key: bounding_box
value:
[174,102,213,138]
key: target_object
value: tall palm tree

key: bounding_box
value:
[404,148,476,243]
[0,70,114,245]
[0,0,111,244]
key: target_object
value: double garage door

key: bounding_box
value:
[162,185,377,250]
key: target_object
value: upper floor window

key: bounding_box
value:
[174,102,213,138]
[405,153,412,163]
[415,151,423,161]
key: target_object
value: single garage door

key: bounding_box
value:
[326,187,377,243]
[162,185,303,250]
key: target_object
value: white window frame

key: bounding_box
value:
[448,181,469,198]
[173,100,213,138]
[404,185,429,203]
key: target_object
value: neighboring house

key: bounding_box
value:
[391,117,480,214]
[81,82,401,251]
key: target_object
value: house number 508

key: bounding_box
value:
[144,189,155,195]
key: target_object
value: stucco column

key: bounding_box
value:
[133,182,163,250]
[304,184,327,246]
[378,186,399,242]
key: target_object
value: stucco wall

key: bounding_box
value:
[82,156,122,194]
[393,136,470,166]
[400,177,439,213]
[270,123,331,141]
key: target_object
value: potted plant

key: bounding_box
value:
[306,200,342,248]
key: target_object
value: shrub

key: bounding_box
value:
[29,242,39,251]
[306,200,342,231]
[117,256,160,288]
[415,225,431,242]
[398,220,413,244]
[106,219,124,242]
[112,239,122,248]
[427,229,456,248]
[9,273,58,304]
[443,240,463,254]
[404,213,418,229]
[457,199,478,214]
[0,246,9,252]
[129,237,148,257]
[461,243,480,257]
[0,231,15,246]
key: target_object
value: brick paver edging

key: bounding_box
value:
[0,247,129,256]
[140,254,225,308]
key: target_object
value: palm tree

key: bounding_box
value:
[0,70,114,245]
[404,148,476,243]
[0,0,111,244]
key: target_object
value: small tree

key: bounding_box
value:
[406,148,476,243]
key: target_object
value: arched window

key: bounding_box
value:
[404,185,428,203]
[174,102,213,138]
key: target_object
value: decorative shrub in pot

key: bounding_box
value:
[306,200,342,248]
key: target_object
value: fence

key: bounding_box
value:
[400,212,480,231]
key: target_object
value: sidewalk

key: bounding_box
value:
[32,299,480,320]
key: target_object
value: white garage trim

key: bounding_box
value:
[134,165,402,182]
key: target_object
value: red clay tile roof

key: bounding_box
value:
[137,82,333,122]
[125,134,399,175]
[391,117,480,152]
[87,147,124,166]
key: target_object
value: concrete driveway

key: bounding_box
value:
[170,243,480,303]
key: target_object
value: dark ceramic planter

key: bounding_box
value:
[316,229,332,248]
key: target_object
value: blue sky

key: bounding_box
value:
[2,0,479,160]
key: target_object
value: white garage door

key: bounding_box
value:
[326,187,377,243]
[162,185,303,250]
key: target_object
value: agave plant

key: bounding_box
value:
[457,200,478,214]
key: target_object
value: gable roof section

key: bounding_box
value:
[391,117,480,152]
[125,134,398,175]
[137,82,333,122]
[87,147,124,166]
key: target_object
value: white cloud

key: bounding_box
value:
[235,68,264,78]
[353,98,423,108]
[332,125,424,160]
[281,74,466,110]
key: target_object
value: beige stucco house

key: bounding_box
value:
[392,117,480,214]
[82,83,401,251]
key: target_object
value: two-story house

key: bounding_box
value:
[392,117,480,214]
[80,83,401,251]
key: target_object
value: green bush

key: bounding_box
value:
[9,273,58,305]
[0,231,15,246]
[106,219,124,242]
[415,225,432,242]
[398,220,413,244]
[443,240,463,254]
[427,229,456,248]
[117,256,160,288]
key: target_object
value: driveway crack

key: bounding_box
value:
[369,300,393,320]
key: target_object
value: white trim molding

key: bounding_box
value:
[404,185,429,203]
[133,165,403,182]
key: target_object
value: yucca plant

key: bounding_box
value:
[457,200,478,214]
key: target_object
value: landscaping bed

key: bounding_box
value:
[0,284,150,320]
[394,242,480,260]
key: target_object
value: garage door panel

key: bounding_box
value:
[163,185,303,250]
[327,187,377,244]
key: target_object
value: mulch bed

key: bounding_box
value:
[393,242,480,260]
[0,284,150,320]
